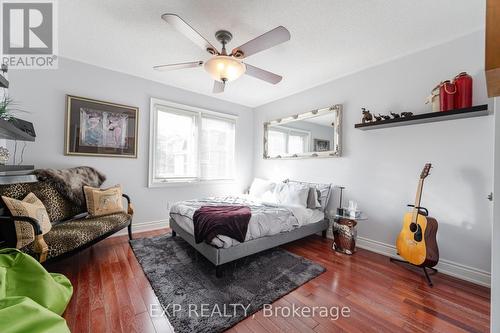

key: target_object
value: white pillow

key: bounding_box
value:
[274,182,309,208]
[249,178,276,199]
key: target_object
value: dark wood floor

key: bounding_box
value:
[47,229,490,333]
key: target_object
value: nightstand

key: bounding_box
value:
[331,214,367,255]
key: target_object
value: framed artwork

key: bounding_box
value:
[65,95,138,158]
[313,139,330,152]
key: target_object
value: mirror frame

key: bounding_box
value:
[263,104,342,159]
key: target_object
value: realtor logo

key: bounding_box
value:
[1,0,58,69]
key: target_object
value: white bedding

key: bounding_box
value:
[169,196,325,248]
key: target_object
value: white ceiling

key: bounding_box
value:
[59,0,485,108]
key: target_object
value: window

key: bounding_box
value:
[268,126,310,156]
[149,99,236,186]
[268,130,287,157]
[200,116,235,180]
[154,108,198,180]
[288,132,308,154]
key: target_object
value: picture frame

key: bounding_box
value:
[65,95,138,158]
[313,139,330,152]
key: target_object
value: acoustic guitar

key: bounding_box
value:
[396,163,439,268]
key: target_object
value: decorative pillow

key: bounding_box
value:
[274,182,309,207]
[285,180,332,212]
[83,185,124,217]
[249,178,276,199]
[2,193,52,249]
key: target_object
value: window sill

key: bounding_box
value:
[148,179,236,188]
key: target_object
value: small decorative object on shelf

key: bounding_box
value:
[400,112,413,117]
[361,108,373,123]
[0,147,9,165]
[454,72,473,109]
[426,83,441,112]
[430,72,473,112]
[380,114,391,120]
[439,80,456,111]
[373,114,382,121]
[390,112,400,119]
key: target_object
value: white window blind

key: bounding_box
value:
[200,116,235,180]
[154,108,198,180]
[268,129,287,157]
[288,133,307,154]
[150,99,236,186]
[268,127,310,156]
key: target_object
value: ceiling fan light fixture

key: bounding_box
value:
[204,56,246,82]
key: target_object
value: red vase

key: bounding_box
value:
[454,72,473,109]
[439,80,456,111]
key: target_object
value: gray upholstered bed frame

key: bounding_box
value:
[170,217,329,277]
[169,181,334,277]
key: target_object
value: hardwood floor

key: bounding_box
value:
[46,229,490,333]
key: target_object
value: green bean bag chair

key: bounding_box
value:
[0,248,73,333]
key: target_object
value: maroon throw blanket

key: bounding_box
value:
[193,205,251,244]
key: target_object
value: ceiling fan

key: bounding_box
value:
[154,14,291,93]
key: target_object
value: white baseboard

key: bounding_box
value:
[355,236,491,287]
[111,219,170,237]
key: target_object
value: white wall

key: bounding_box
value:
[6,58,254,227]
[492,97,499,331]
[253,31,494,283]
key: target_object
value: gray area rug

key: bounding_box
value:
[130,234,325,333]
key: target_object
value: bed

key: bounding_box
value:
[169,179,333,277]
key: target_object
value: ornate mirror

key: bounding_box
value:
[263,104,342,159]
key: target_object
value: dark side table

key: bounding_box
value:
[331,214,367,255]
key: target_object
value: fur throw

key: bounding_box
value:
[34,166,106,207]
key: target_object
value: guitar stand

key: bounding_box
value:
[390,257,438,287]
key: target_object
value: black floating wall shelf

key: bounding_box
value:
[354,105,489,130]
[0,117,36,141]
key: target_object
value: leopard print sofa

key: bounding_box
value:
[0,180,133,263]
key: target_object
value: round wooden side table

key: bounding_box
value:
[331,214,367,255]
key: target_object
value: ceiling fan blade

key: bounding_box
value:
[231,26,290,59]
[213,80,225,93]
[153,61,203,71]
[161,14,219,55]
[244,63,282,84]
